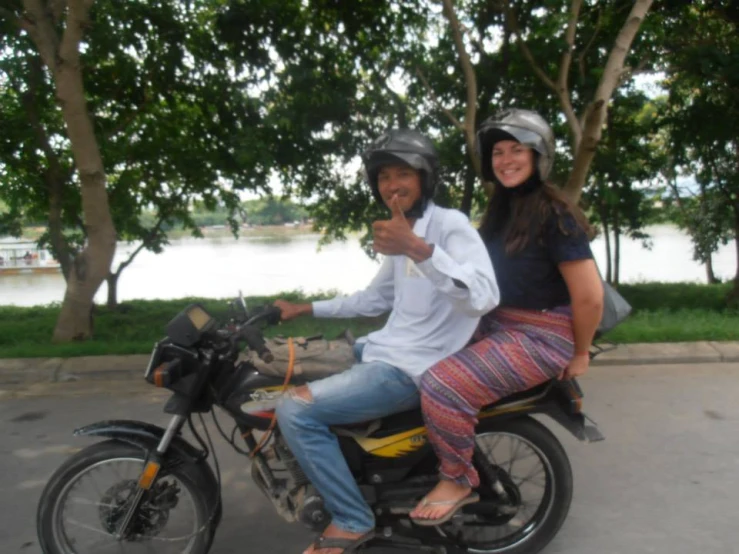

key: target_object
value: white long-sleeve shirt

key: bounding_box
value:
[312,202,499,383]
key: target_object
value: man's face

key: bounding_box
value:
[377,164,422,212]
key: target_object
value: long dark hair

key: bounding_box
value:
[478,177,593,255]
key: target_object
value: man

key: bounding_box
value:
[274,129,499,554]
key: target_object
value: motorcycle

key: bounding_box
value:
[36,296,604,554]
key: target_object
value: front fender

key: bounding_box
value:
[74,419,206,467]
[74,419,223,540]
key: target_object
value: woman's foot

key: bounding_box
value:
[409,480,475,522]
[303,524,373,554]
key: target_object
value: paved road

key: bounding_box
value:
[1,363,738,554]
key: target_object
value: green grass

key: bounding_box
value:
[617,282,734,312]
[0,293,386,359]
[1,282,738,358]
[603,309,739,343]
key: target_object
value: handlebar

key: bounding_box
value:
[244,305,282,327]
[227,305,282,363]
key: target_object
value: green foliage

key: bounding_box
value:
[0,0,275,296]
[0,293,385,358]
[1,283,737,358]
[239,198,309,226]
[617,282,734,312]
[583,93,667,282]
[658,1,739,287]
[136,197,310,229]
[2,0,737,321]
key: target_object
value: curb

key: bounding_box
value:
[1,342,738,387]
[0,355,151,387]
[591,341,739,366]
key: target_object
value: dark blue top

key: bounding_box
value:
[486,212,593,310]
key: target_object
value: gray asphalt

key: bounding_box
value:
[1,363,738,554]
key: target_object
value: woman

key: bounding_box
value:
[410,108,604,525]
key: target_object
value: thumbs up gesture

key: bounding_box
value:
[372,195,418,256]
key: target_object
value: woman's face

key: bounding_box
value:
[491,140,535,188]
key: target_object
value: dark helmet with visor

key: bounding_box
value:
[362,129,439,205]
[476,108,555,182]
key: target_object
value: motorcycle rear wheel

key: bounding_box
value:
[445,416,573,554]
[37,440,213,554]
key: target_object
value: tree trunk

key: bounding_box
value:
[51,54,116,340]
[22,54,75,280]
[460,156,475,216]
[21,1,118,341]
[614,212,621,286]
[706,255,718,284]
[55,260,98,340]
[602,218,612,284]
[106,271,119,310]
[729,199,739,307]
[731,148,739,304]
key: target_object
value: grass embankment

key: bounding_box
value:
[0,283,737,359]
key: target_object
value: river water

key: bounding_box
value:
[0,225,735,307]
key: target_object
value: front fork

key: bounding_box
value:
[116,415,187,540]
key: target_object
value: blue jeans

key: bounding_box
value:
[275,346,419,533]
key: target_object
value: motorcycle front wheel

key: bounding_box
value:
[442,416,574,554]
[37,440,214,554]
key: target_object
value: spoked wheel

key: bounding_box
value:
[439,417,573,554]
[37,440,213,554]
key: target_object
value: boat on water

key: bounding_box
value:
[0,240,62,275]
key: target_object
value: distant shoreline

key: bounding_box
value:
[4,222,321,243]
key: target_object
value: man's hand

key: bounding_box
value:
[372,195,428,259]
[563,353,590,379]
[273,299,312,321]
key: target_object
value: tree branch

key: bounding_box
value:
[557,0,584,151]
[619,57,651,85]
[459,21,488,56]
[441,0,477,131]
[505,0,582,151]
[22,0,60,71]
[415,68,464,131]
[113,216,165,276]
[0,7,31,32]
[440,0,488,191]
[565,0,655,201]
[58,0,91,68]
[503,1,557,92]
[369,60,408,129]
[50,0,67,23]
[577,7,603,82]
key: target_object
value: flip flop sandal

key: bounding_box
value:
[311,529,376,553]
[410,492,480,527]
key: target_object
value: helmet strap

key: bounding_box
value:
[402,197,427,219]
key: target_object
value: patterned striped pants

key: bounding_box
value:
[419,306,575,488]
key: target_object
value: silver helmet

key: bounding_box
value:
[361,129,439,204]
[476,108,556,182]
